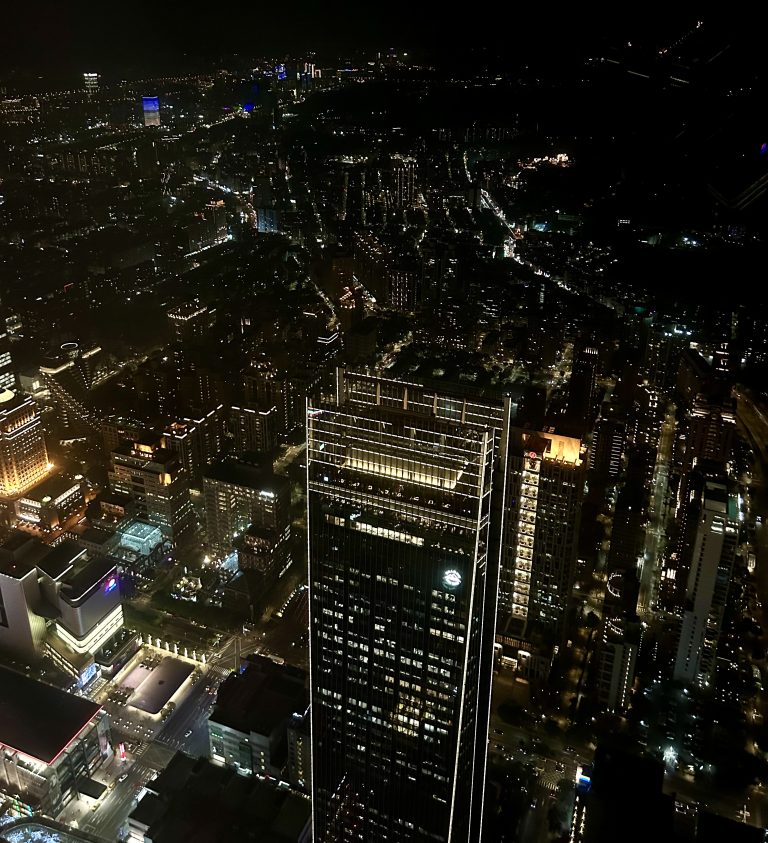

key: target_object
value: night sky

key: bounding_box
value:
[2,2,714,76]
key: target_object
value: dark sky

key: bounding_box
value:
[2,2,705,77]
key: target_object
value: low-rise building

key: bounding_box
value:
[208,655,307,780]
[127,752,310,843]
[0,666,111,818]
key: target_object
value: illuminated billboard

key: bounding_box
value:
[142,96,160,127]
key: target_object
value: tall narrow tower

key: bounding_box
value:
[307,370,508,842]
[674,480,737,688]
[500,428,587,641]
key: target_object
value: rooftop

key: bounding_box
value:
[130,752,311,843]
[60,554,117,604]
[210,655,307,738]
[20,473,82,506]
[38,540,87,581]
[0,666,101,764]
[204,460,284,493]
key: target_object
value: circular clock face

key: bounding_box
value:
[443,569,462,588]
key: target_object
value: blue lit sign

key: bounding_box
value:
[576,764,592,793]
[79,662,98,688]
[142,96,159,112]
[276,64,286,81]
[104,575,118,594]
[243,102,255,113]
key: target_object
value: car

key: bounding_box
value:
[493,729,504,736]
[494,743,504,750]
[184,730,193,738]
[118,772,129,783]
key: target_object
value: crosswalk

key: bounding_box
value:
[538,774,562,792]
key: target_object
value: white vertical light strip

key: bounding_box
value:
[306,396,318,840]
[447,429,486,842]
[477,401,511,841]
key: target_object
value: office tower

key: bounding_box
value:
[0,390,50,497]
[83,72,99,93]
[391,155,416,207]
[500,428,587,641]
[686,394,735,470]
[108,437,194,543]
[142,96,160,127]
[0,330,15,391]
[40,342,102,437]
[307,369,508,843]
[565,341,599,435]
[203,461,290,556]
[167,301,216,343]
[673,480,737,687]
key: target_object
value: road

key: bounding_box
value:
[638,404,676,618]
[155,670,217,757]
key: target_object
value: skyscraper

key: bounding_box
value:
[0,390,50,497]
[40,342,102,438]
[499,427,587,641]
[673,480,737,687]
[307,370,509,843]
[108,437,193,543]
[167,301,216,343]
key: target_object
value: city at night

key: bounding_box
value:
[1,6,768,842]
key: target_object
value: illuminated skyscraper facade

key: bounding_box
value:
[40,342,102,438]
[307,370,509,843]
[0,390,50,497]
[500,428,587,640]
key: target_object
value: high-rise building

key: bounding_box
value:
[243,363,307,438]
[229,404,279,454]
[40,342,102,438]
[0,330,15,391]
[307,369,508,842]
[565,341,599,435]
[164,405,227,486]
[108,437,194,543]
[391,155,417,208]
[83,72,100,94]
[167,301,216,343]
[0,390,50,497]
[203,461,290,556]
[589,414,625,481]
[500,427,587,641]
[673,480,737,687]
